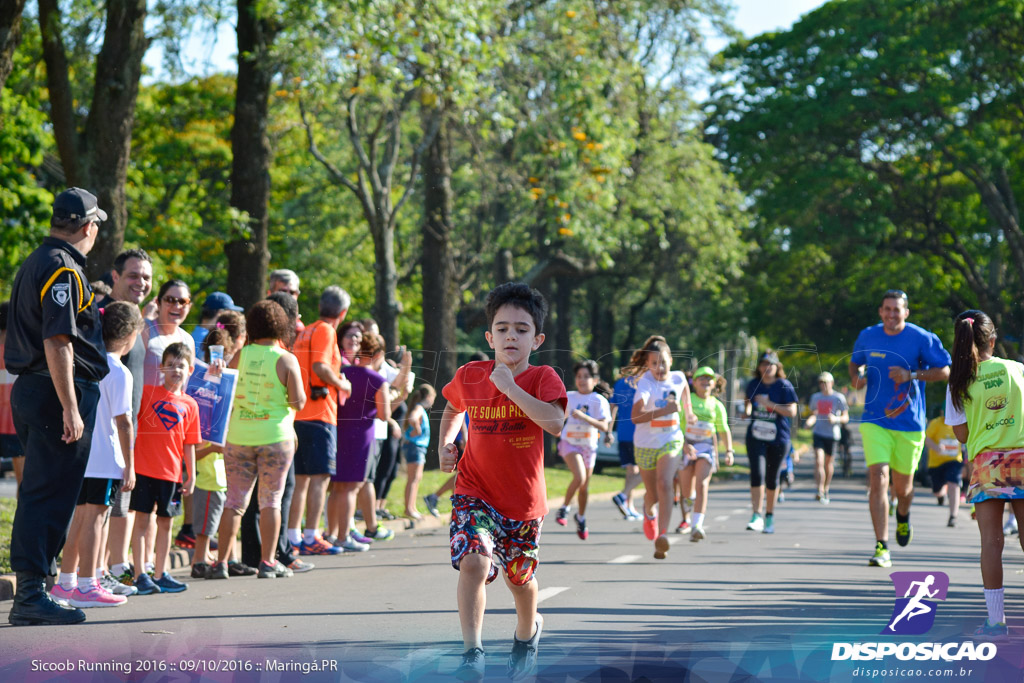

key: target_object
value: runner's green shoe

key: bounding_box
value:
[868,542,892,568]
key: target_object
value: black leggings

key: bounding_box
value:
[746,435,789,490]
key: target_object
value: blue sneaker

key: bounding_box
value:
[153,572,188,593]
[973,619,1009,640]
[299,536,344,556]
[133,573,162,595]
[611,492,629,518]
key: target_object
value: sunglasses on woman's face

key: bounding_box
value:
[162,296,191,307]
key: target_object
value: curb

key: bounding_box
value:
[0,491,623,600]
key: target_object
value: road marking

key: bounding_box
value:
[731,508,746,514]
[537,586,570,603]
[608,555,642,564]
[713,515,730,522]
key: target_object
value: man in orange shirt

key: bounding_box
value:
[286,286,355,553]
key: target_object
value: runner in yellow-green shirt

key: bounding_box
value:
[944,309,1024,639]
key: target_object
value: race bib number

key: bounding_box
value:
[751,420,778,442]
[650,413,679,433]
[685,420,715,443]
[939,439,960,456]
[566,426,597,446]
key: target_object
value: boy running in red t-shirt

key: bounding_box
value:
[439,283,567,681]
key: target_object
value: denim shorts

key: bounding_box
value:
[402,443,427,465]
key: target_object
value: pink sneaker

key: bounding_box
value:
[643,512,658,541]
[50,584,76,603]
[70,585,127,608]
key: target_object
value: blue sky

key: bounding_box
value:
[146,1,829,79]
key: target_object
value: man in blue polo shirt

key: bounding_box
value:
[849,289,950,569]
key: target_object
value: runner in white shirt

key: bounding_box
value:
[625,335,696,560]
[554,360,611,540]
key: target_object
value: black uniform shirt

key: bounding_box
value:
[4,236,108,382]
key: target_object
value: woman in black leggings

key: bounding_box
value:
[743,350,799,535]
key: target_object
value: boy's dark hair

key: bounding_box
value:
[574,359,599,377]
[247,300,291,342]
[161,341,194,366]
[484,282,548,333]
[0,301,8,331]
[101,301,144,346]
[469,350,489,362]
[113,248,152,274]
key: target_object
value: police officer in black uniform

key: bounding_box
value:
[5,187,109,626]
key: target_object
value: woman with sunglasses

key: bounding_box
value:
[141,280,196,387]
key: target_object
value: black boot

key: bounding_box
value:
[8,572,86,626]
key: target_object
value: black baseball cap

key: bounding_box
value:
[53,187,108,225]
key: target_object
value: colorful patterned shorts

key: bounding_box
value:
[449,495,542,586]
[634,440,683,471]
[967,449,1024,504]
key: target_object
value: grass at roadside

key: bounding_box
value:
[0,497,13,574]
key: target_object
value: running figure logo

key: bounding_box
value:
[884,571,949,635]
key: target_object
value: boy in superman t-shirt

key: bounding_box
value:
[130,342,200,595]
[439,282,567,681]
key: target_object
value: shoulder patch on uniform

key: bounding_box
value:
[51,282,71,307]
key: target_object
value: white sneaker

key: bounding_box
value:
[690,526,706,542]
[1003,517,1019,536]
[746,514,764,532]
[336,536,370,552]
[100,572,138,596]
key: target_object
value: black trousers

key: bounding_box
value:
[746,435,789,491]
[240,460,296,567]
[10,374,100,576]
[374,402,407,500]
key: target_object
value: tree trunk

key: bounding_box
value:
[83,0,148,279]
[38,0,84,185]
[421,116,458,469]
[0,0,26,98]
[372,217,401,350]
[553,274,573,383]
[226,0,277,309]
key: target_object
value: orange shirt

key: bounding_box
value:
[443,360,567,521]
[135,384,201,481]
[294,320,343,424]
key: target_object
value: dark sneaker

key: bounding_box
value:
[207,562,229,580]
[555,506,569,527]
[174,530,196,550]
[575,514,588,540]
[896,520,913,547]
[191,562,209,579]
[154,572,188,593]
[611,492,629,518]
[507,616,543,680]
[134,573,162,595]
[227,561,257,577]
[257,561,293,579]
[948,516,957,528]
[454,647,485,681]
[424,493,441,518]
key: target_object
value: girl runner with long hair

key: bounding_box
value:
[625,336,696,559]
[945,310,1024,638]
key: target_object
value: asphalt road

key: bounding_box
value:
[2,468,1023,682]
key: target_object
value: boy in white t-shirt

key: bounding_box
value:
[554,360,611,540]
[50,302,143,607]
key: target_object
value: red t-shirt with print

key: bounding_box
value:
[135,384,202,482]
[443,360,567,521]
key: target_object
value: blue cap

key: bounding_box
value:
[202,291,243,312]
